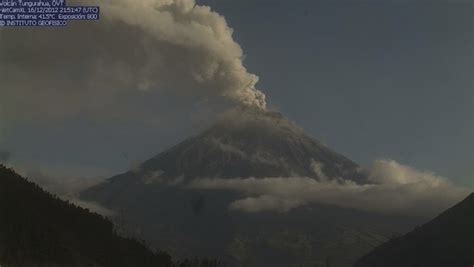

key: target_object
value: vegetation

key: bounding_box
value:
[0,165,223,267]
[355,193,474,267]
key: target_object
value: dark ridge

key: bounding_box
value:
[354,192,474,267]
[0,165,223,267]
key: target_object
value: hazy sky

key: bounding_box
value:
[1,0,472,186]
[198,0,474,186]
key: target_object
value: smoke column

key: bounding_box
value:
[0,0,267,127]
[102,0,267,109]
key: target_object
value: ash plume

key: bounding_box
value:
[0,0,266,126]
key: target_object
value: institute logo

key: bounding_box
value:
[0,0,100,27]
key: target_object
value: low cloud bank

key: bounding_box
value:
[190,159,471,216]
[69,199,116,217]
[27,170,114,216]
[3,162,115,217]
[24,168,105,197]
[28,170,114,216]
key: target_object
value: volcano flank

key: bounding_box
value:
[81,109,417,267]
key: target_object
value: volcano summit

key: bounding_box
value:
[103,109,365,184]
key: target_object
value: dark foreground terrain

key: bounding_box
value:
[355,193,474,267]
[0,165,221,267]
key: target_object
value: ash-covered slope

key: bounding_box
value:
[82,109,367,209]
[79,109,417,267]
[144,110,364,181]
[110,109,365,185]
[355,193,474,267]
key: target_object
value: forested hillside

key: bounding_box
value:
[0,165,221,267]
[355,193,474,267]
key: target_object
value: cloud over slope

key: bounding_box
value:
[190,159,471,216]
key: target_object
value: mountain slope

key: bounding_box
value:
[0,164,173,267]
[89,109,365,194]
[354,193,474,267]
[143,110,365,181]
[81,109,419,266]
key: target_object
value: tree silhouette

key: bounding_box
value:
[0,165,224,267]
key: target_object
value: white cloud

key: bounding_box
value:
[70,198,116,217]
[189,159,472,216]
[310,159,329,182]
[229,195,302,213]
[2,160,115,216]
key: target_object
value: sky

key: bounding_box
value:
[0,0,472,187]
[200,0,474,186]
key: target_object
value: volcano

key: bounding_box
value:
[141,109,366,182]
[81,109,418,267]
[93,109,366,187]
